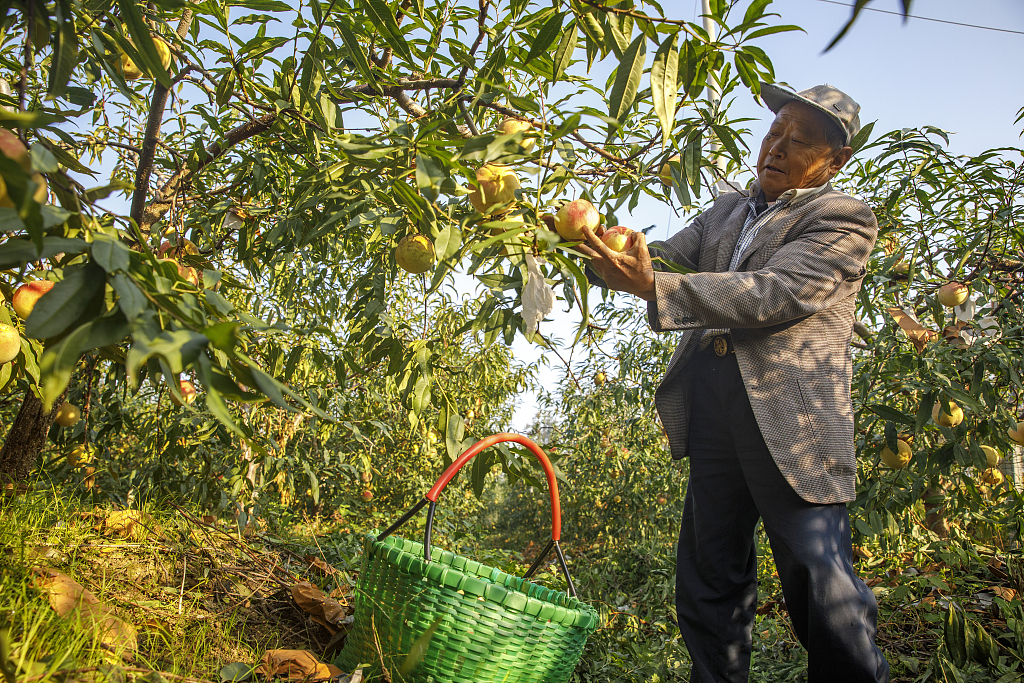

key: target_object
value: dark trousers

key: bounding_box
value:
[676,348,889,683]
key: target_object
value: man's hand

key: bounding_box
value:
[577,225,657,301]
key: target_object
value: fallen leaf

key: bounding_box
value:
[888,307,939,352]
[304,555,338,575]
[852,545,873,560]
[257,650,341,681]
[33,569,137,654]
[992,586,1018,601]
[94,510,154,540]
[290,582,348,634]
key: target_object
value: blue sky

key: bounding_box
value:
[508,0,1024,429]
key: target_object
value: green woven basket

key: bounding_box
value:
[334,433,599,683]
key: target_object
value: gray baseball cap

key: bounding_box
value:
[760,82,861,146]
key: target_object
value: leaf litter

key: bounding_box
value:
[6,502,362,683]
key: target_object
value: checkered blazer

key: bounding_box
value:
[647,181,877,504]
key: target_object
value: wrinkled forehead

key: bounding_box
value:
[768,101,832,142]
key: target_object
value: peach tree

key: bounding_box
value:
[0,0,795,514]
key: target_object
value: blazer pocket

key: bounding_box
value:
[844,266,867,282]
[796,377,856,477]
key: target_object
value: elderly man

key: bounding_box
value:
[580,83,890,683]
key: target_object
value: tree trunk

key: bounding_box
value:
[0,389,67,484]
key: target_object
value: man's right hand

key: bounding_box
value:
[577,225,657,302]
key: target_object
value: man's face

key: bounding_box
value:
[756,101,849,201]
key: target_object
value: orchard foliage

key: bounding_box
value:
[0,0,794,489]
[839,129,1024,549]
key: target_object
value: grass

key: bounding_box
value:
[0,486,356,683]
[4,483,1024,683]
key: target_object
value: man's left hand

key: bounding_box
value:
[577,225,657,301]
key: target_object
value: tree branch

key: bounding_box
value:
[578,0,702,33]
[457,0,490,87]
[138,112,278,232]
[129,11,197,228]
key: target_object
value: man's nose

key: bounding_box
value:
[768,137,787,156]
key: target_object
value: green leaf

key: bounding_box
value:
[745,25,804,41]
[683,134,701,192]
[239,354,332,420]
[218,663,253,683]
[398,616,444,676]
[650,256,695,275]
[362,0,414,64]
[551,22,578,84]
[411,372,431,415]
[0,237,87,269]
[608,34,646,124]
[47,0,79,97]
[547,251,589,346]
[216,69,236,107]
[525,12,564,65]
[824,0,874,52]
[434,224,461,261]
[203,322,239,351]
[336,18,376,87]
[1,628,16,683]
[868,404,915,426]
[0,109,63,127]
[38,313,131,408]
[943,605,969,668]
[650,32,679,145]
[883,421,899,454]
[445,412,465,460]
[194,353,249,437]
[227,0,293,10]
[111,274,147,321]
[25,263,106,339]
[742,0,771,25]
[470,450,493,498]
[849,120,876,155]
[414,153,445,203]
[711,124,746,163]
[470,225,528,254]
[90,235,131,273]
[116,0,172,88]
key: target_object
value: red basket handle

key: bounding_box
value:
[427,432,561,541]
[376,432,577,597]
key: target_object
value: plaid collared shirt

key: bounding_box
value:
[698,183,827,349]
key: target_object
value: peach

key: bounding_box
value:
[0,323,20,363]
[554,199,599,241]
[12,280,54,319]
[601,226,634,252]
[937,282,969,308]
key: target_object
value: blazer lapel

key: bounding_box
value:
[714,198,752,272]
[734,209,789,271]
[735,184,833,270]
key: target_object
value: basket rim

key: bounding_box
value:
[363,533,599,632]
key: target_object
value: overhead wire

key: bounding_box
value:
[813,0,1024,37]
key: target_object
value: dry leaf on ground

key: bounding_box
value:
[303,555,337,575]
[94,509,155,540]
[257,650,342,680]
[290,582,349,634]
[33,569,138,653]
[992,585,1018,601]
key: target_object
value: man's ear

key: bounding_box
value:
[832,146,854,172]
